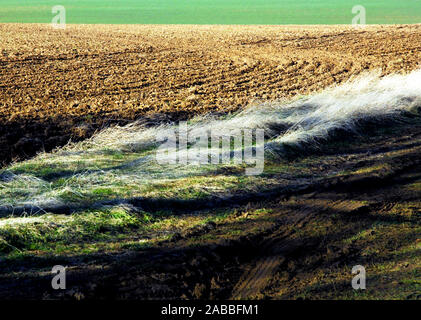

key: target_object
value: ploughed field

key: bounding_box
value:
[1,24,421,166]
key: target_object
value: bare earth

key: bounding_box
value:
[1,24,421,165]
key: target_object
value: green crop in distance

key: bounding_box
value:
[1,0,421,24]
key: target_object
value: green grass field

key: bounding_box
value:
[1,0,421,24]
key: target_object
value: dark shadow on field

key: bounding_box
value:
[0,111,192,168]
[0,193,418,300]
[0,214,367,299]
[0,116,103,167]
[0,114,420,298]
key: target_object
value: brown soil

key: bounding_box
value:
[1,24,421,165]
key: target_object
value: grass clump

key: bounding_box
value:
[0,207,141,254]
